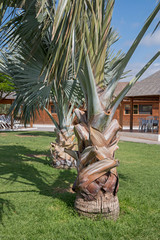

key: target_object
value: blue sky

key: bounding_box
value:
[2,1,159,81]
[111,0,160,81]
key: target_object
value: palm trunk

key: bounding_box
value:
[51,127,76,169]
[65,109,120,219]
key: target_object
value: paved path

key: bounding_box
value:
[1,125,160,145]
[119,135,160,145]
[118,131,160,145]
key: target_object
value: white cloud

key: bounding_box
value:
[132,22,140,28]
[122,62,160,82]
[124,40,133,47]
[141,30,160,46]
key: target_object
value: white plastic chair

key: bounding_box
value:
[146,116,154,132]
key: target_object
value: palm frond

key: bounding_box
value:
[100,2,160,111]
[107,51,160,124]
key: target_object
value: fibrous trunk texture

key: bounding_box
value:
[50,128,76,168]
[65,109,120,219]
[75,192,119,220]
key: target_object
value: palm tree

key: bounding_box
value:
[46,1,160,219]
[38,0,159,219]
[0,1,83,168]
[1,1,160,219]
[3,43,83,168]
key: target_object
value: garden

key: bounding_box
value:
[0,131,160,240]
[0,1,160,239]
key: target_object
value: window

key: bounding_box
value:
[51,105,55,114]
[0,104,11,114]
[133,105,138,114]
[124,104,130,114]
[124,104,139,115]
[139,105,152,114]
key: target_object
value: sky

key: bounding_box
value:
[111,0,160,81]
[2,1,160,82]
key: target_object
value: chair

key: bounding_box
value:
[0,120,6,129]
[0,115,7,128]
[153,116,159,132]
[139,118,147,132]
[146,116,154,132]
[138,118,143,131]
[0,115,12,129]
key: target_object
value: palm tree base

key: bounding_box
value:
[51,155,76,169]
[74,192,119,220]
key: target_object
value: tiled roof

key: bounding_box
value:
[126,70,160,97]
[114,70,160,97]
[114,82,128,96]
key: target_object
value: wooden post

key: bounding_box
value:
[119,103,123,131]
[30,118,33,128]
[11,114,14,129]
[158,96,160,141]
[11,100,14,129]
[130,98,133,132]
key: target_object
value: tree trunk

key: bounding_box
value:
[75,192,119,220]
[50,127,76,169]
[65,110,120,219]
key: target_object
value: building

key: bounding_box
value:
[0,70,160,137]
[114,70,160,135]
[0,93,58,126]
[0,93,15,113]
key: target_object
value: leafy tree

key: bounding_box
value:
[0,58,14,100]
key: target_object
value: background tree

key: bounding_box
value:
[0,57,14,100]
[0,16,83,167]
[10,46,83,168]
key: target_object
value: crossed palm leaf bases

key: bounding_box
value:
[50,124,77,169]
[65,109,120,201]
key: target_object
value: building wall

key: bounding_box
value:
[0,100,58,125]
[34,104,58,124]
[32,100,160,126]
[0,99,12,104]
[0,99,13,115]
[114,100,159,127]
[0,98,159,127]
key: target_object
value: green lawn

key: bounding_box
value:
[0,131,160,240]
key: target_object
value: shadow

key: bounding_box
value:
[0,144,51,165]
[118,173,130,182]
[0,198,15,224]
[51,169,77,208]
[16,131,57,138]
[0,144,77,219]
[118,172,133,190]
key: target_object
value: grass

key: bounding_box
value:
[0,131,160,240]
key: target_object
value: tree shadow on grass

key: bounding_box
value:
[118,173,130,182]
[0,198,15,224]
[0,145,77,219]
[16,131,57,138]
[51,169,77,209]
